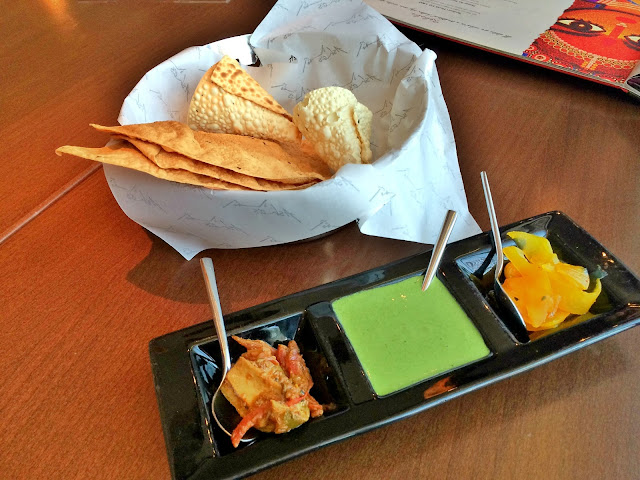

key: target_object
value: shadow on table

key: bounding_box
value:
[125,224,356,305]
[125,230,207,304]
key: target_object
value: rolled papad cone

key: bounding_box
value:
[91,121,332,184]
[188,55,301,144]
[121,136,315,191]
[55,141,249,190]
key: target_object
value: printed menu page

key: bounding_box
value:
[365,0,572,54]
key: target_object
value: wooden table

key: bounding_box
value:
[1,2,639,479]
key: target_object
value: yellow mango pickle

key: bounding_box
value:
[500,231,602,331]
[554,262,590,290]
[507,231,559,265]
[527,310,571,331]
[504,262,521,279]
[503,245,537,277]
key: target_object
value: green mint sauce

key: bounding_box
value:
[332,275,490,396]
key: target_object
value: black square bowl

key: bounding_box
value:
[189,313,349,457]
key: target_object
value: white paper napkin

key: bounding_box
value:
[104,0,480,259]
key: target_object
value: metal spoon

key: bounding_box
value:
[200,258,257,442]
[480,172,530,343]
[422,210,458,291]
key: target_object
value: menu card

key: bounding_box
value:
[365,0,640,99]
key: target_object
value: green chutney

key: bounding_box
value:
[332,275,490,396]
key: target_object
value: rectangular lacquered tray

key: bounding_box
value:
[149,211,640,480]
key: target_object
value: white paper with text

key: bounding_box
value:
[365,0,573,54]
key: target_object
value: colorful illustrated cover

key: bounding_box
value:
[365,0,640,98]
[524,0,640,86]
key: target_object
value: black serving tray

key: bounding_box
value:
[149,211,640,480]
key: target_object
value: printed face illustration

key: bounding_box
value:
[551,6,640,60]
[525,0,640,83]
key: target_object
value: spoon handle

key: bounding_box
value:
[480,171,504,277]
[200,258,231,374]
[422,210,457,291]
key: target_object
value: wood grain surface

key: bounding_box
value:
[0,0,275,236]
[1,2,638,480]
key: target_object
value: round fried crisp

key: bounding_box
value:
[293,86,373,172]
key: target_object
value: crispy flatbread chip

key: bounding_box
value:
[120,136,314,191]
[353,102,373,163]
[55,141,248,190]
[293,86,373,172]
[188,56,301,143]
[92,121,331,184]
[211,55,290,118]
